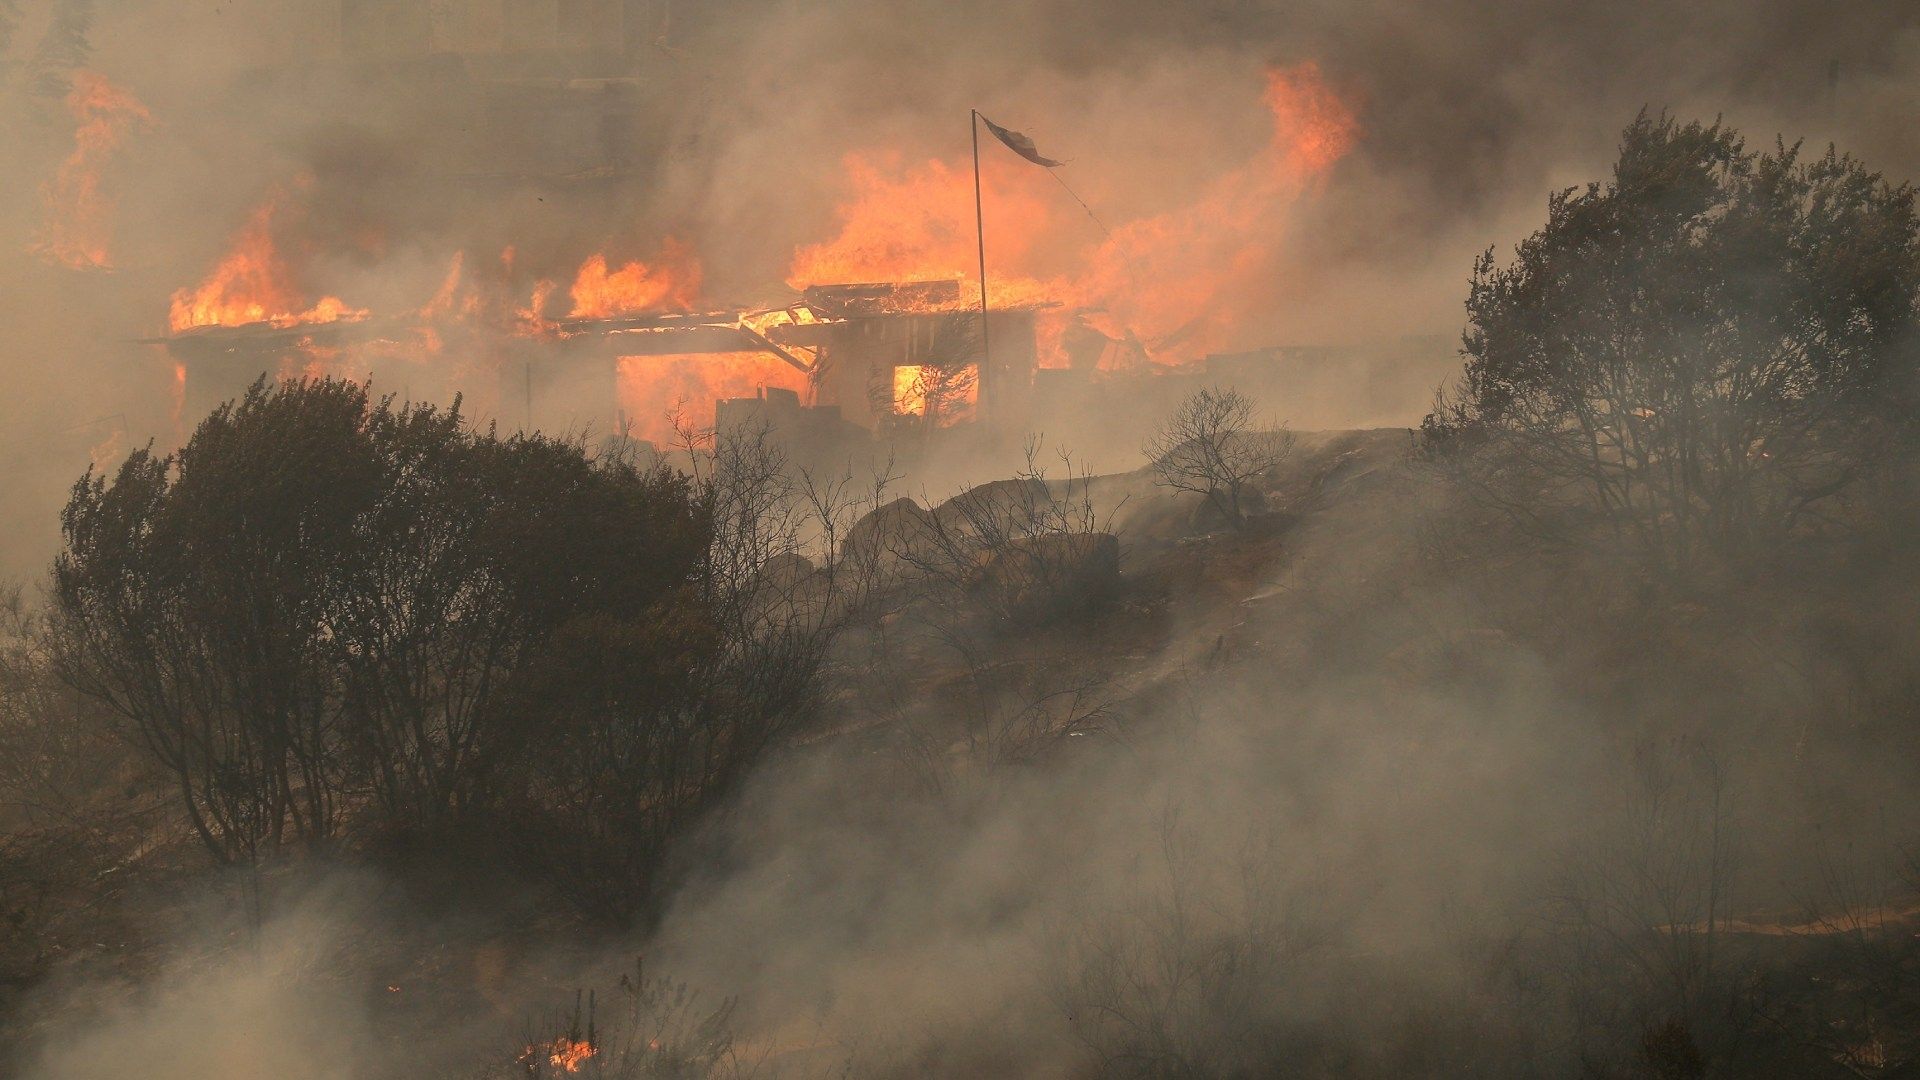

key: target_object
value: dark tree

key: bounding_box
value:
[52,378,712,863]
[506,423,862,924]
[55,379,381,860]
[331,407,711,837]
[1425,113,1920,575]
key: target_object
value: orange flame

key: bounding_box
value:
[892,364,927,417]
[788,153,1055,305]
[548,1037,595,1073]
[1065,62,1359,363]
[420,251,480,322]
[786,63,1357,365]
[513,277,562,337]
[520,1037,595,1074]
[617,352,811,444]
[889,363,978,425]
[569,238,703,319]
[33,71,152,271]
[151,65,1353,440]
[168,187,367,333]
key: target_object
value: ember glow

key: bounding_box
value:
[548,1037,594,1072]
[167,188,367,333]
[32,71,152,271]
[519,1037,595,1074]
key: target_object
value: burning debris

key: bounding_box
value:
[520,1036,596,1075]
[167,184,368,334]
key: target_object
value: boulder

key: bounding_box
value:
[931,478,1053,536]
[842,497,938,572]
[755,552,816,591]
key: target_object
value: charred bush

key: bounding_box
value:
[1144,385,1295,534]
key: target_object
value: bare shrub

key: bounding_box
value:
[1538,741,1751,1076]
[900,436,1118,625]
[1737,838,1920,1074]
[856,439,1120,791]
[0,586,128,829]
[0,586,159,998]
[1143,386,1294,532]
[887,660,1111,797]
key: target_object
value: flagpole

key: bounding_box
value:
[971,109,992,417]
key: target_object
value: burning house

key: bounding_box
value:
[147,278,1047,456]
[135,42,1390,459]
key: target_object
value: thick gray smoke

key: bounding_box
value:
[5,4,1920,1074]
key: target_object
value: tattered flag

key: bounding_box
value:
[979,114,1064,168]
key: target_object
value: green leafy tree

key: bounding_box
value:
[1424,112,1920,575]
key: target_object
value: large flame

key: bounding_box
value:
[569,238,703,319]
[1066,62,1359,362]
[168,187,367,332]
[33,71,152,271]
[785,63,1358,364]
[788,153,1056,306]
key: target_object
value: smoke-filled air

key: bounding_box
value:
[9,2,1920,1077]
